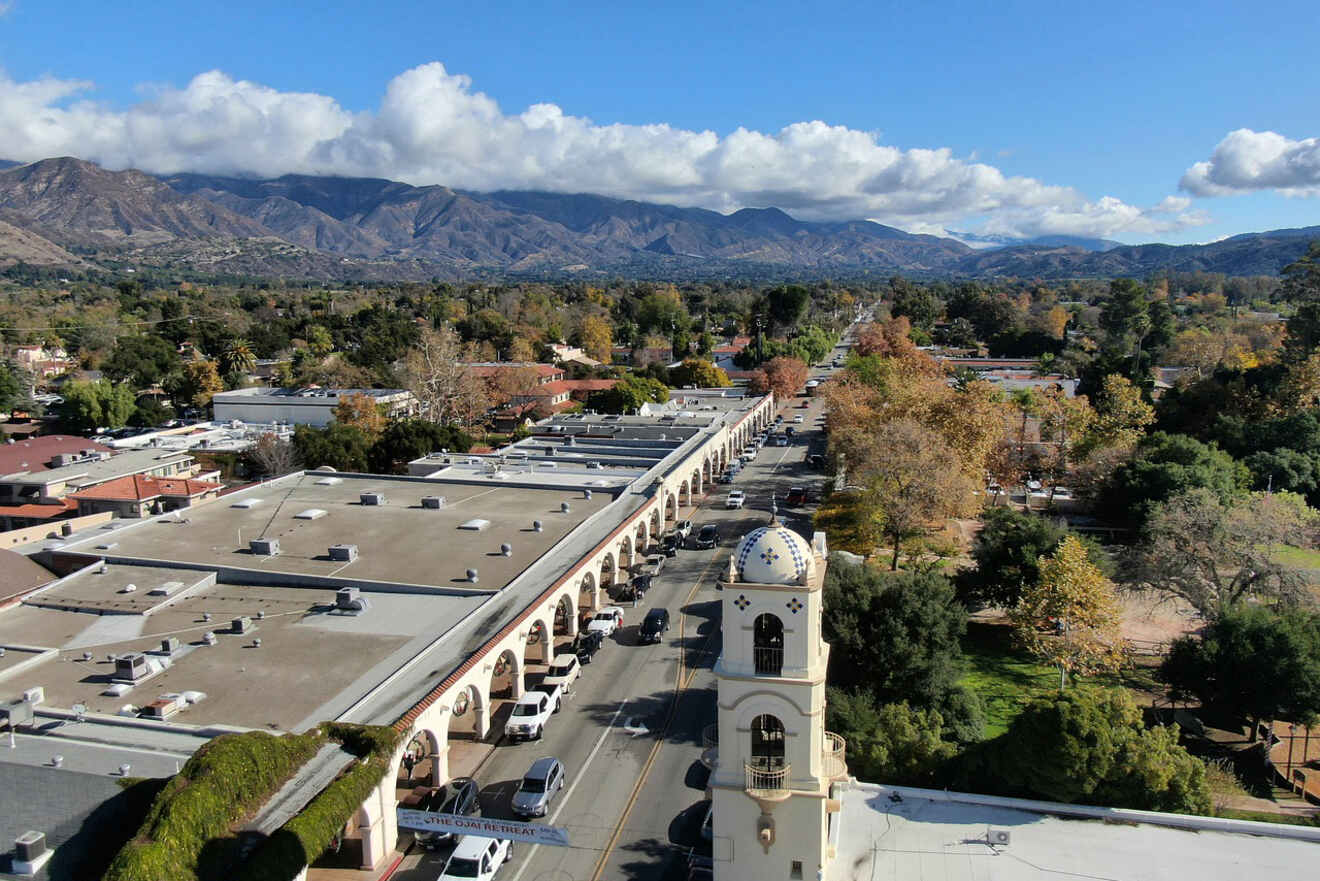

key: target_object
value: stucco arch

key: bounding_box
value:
[489,648,522,701]
[664,492,677,522]
[525,617,553,665]
[618,533,634,569]
[579,571,599,616]
[554,592,577,637]
[600,550,617,587]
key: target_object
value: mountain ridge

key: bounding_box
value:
[0,157,1313,280]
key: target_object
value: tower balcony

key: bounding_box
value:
[822,731,848,780]
[744,761,792,801]
[701,724,719,770]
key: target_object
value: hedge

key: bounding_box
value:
[104,730,326,881]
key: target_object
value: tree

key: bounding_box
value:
[218,338,256,377]
[1099,432,1249,529]
[823,555,983,739]
[403,326,488,426]
[958,507,1069,609]
[102,334,182,389]
[291,424,371,472]
[977,688,1210,813]
[584,374,669,414]
[58,379,136,433]
[576,315,613,363]
[333,392,387,439]
[491,366,545,418]
[170,360,224,409]
[1161,606,1320,741]
[764,285,811,334]
[1078,374,1154,457]
[1282,242,1320,364]
[1035,385,1095,500]
[244,432,300,478]
[367,419,473,474]
[668,357,731,389]
[129,398,174,428]
[851,419,978,569]
[304,324,335,358]
[506,337,537,363]
[1011,536,1126,689]
[889,279,941,331]
[1126,489,1316,617]
[825,690,956,784]
[758,356,809,401]
[0,361,23,411]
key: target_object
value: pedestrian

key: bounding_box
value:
[404,751,416,782]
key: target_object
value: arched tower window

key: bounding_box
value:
[754,613,784,675]
[750,714,786,770]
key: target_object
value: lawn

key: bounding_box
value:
[1271,544,1320,571]
[960,622,1160,738]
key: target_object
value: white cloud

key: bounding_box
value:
[0,62,1206,239]
[1181,129,1320,197]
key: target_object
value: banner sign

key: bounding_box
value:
[396,809,571,847]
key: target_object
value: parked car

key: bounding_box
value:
[675,520,694,541]
[786,487,807,505]
[587,606,625,637]
[416,777,481,849]
[542,653,581,692]
[572,629,603,663]
[437,835,512,881]
[807,453,826,470]
[615,575,649,603]
[504,686,561,741]
[639,608,670,644]
[661,533,680,556]
[774,414,784,423]
[642,553,666,575]
[725,490,745,509]
[693,524,721,549]
[794,414,805,423]
[715,471,734,484]
[512,756,566,818]
[772,434,788,447]
[785,426,796,437]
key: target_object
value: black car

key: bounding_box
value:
[639,608,670,643]
[693,524,720,549]
[572,629,604,663]
[785,426,796,437]
[807,453,826,470]
[661,533,680,556]
[415,776,480,849]
[614,575,650,603]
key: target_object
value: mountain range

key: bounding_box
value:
[0,157,1314,281]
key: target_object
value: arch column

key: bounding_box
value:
[357,778,394,869]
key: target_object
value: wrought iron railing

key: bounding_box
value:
[822,731,848,779]
[744,761,791,798]
[753,646,783,676]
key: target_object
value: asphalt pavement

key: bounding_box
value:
[394,342,850,881]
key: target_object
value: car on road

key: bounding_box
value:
[725,490,745,509]
[512,756,566,818]
[504,687,561,741]
[588,606,625,637]
[542,653,581,692]
[794,414,805,423]
[661,533,680,556]
[772,434,788,446]
[572,629,603,663]
[641,553,666,576]
[785,426,796,437]
[639,607,670,644]
[675,520,693,541]
[615,575,649,603]
[786,487,807,505]
[415,777,481,849]
[807,453,826,470]
[715,471,734,484]
[774,414,784,423]
[693,524,721,549]
[437,834,512,881]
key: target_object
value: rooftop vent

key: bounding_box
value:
[14,831,48,868]
[231,616,254,635]
[360,491,385,506]
[149,581,183,597]
[328,544,358,562]
[500,543,512,557]
[202,631,217,646]
[140,697,180,720]
[160,637,180,655]
[533,520,543,532]
[294,508,327,520]
[231,498,263,509]
[561,502,571,513]
[249,538,280,556]
[459,518,490,531]
[315,476,342,486]
[421,495,446,509]
[583,489,592,499]
[466,568,479,583]
[336,587,367,612]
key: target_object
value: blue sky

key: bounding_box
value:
[0,0,1316,244]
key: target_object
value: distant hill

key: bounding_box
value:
[0,156,1312,280]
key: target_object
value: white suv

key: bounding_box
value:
[726,490,746,509]
[542,653,581,692]
[438,835,512,881]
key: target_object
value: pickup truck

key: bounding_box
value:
[504,684,563,741]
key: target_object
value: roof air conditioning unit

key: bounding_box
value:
[231,616,253,635]
[336,587,366,611]
[21,687,44,705]
[421,495,446,509]
[249,538,280,556]
[328,544,358,562]
[140,696,180,720]
[360,491,385,506]
[202,631,217,645]
[15,830,47,864]
[561,502,571,513]
[989,829,1011,847]
[160,637,180,655]
[113,653,150,682]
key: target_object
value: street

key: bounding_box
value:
[393,339,850,881]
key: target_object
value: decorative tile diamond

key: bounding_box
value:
[759,547,781,565]
[734,594,751,612]
[786,597,804,614]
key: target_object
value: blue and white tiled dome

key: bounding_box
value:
[734,525,812,585]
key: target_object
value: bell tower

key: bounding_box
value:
[707,522,847,881]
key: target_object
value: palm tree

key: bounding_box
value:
[219,339,256,377]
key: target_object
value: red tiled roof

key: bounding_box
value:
[528,380,574,396]
[0,498,78,519]
[0,436,112,475]
[465,363,563,379]
[69,474,222,503]
[560,379,618,392]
